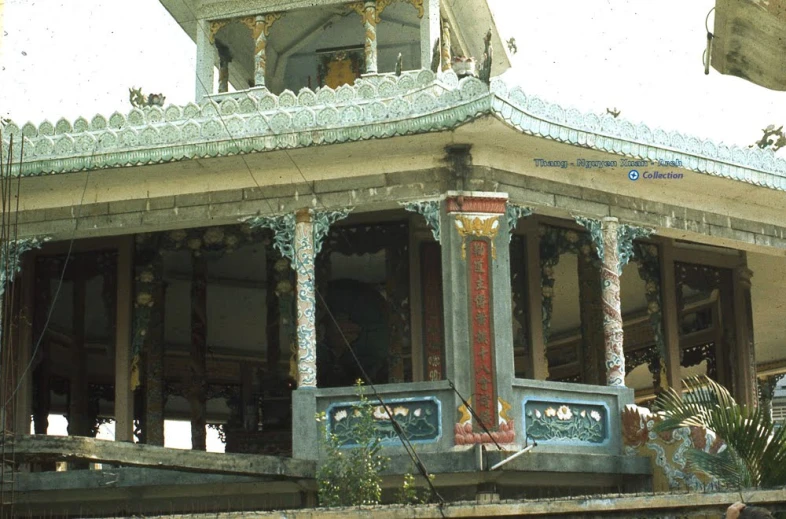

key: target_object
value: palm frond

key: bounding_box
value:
[652,375,786,489]
[686,447,754,489]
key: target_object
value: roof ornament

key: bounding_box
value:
[755,125,785,153]
[129,87,166,109]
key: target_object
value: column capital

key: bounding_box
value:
[575,216,653,275]
[244,208,351,266]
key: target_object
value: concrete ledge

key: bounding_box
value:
[121,488,786,518]
[9,435,316,478]
[13,467,271,493]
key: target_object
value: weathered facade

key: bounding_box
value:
[1,0,786,516]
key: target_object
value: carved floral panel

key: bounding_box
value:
[523,400,608,444]
[326,397,441,447]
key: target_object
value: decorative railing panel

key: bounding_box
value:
[513,378,633,455]
[326,397,441,447]
[523,399,609,445]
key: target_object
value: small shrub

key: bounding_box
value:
[316,381,389,507]
[396,472,434,505]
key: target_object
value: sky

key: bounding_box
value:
[1,0,783,445]
[1,0,784,151]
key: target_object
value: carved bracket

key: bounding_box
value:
[313,209,352,254]
[618,224,654,274]
[505,204,532,242]
[244,208,351,267]
[574,216,604,262]
[403,200,440,242]
[208,12,283,44]
[0,237,48,298]
[244,214,296,262]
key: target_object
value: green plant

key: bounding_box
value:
[653,375,786,490]
[396,472,434,505]
[316,381,389,507]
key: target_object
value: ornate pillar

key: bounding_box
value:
[420,0,440,70]
[734,262,757,408]
[576,217,652,387]
[600,217,625,386]
[132,235,166,446]
[440,20,452,71]
[294,209,317,388]
[362,0,379,74]
[189,253,208,450]
[251,13,282,88]
[443,193,516,445]
[246,208,350,388]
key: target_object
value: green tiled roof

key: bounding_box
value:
[3,70,785,190]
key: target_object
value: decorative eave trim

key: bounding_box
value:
[3,70,785,192]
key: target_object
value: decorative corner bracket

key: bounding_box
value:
[0,237,49,297]
[243,213,296,262]
[242,208,352,268]
[506,204,532,242]
[403,200,441,242]
[312,208,353,254]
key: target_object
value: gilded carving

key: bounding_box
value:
[348,0,423,22]
[208,19,231,44]
[454,215,500,260]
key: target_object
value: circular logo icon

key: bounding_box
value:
[628,170,640,181]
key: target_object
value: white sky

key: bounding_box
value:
[1,0,784,152]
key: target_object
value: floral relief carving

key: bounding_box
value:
[524,401,607,444]
[327,398,440,446]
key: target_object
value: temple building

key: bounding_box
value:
[1,0,786,516]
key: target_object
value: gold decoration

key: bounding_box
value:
[208,13,282,44]
[208,19,231,43]
[406,0,424,18]
[498,397,512,423]
[347,0,423,22]
[457,400,472,424]
[454,215,500,260]
[252,12,283,38]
